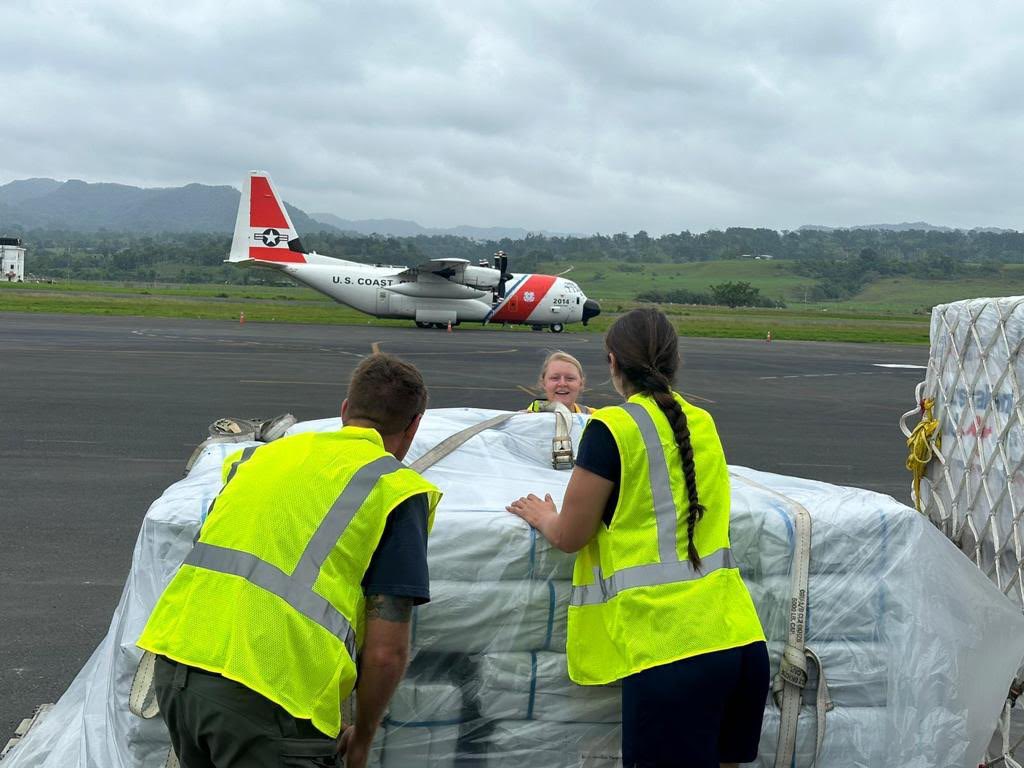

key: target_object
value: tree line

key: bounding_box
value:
[9,225,1024,284]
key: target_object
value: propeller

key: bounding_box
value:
[492,250,512,301]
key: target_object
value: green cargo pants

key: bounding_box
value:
[154,655,340,768]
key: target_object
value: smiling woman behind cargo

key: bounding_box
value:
[507,308,768,768]
[524,350,595,414]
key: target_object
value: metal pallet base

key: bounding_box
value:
[1,704,54,761]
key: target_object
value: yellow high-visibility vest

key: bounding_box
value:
[526,399,596,414]
[137,426,441,737]
[568,393,765,685]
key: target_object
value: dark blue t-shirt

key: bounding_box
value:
[362,493,431,605]
[574,420,621,526]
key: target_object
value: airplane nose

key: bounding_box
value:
[582,298,601,326]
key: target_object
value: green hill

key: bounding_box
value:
[540,259,813,304]
[547,258,1024,315]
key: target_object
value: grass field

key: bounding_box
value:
[541,259,813,305]
[0,276,932,343]
[826,271,1024,313]
[551,259,1024,316]
[21,256,1023,343]
[0,278,329,302]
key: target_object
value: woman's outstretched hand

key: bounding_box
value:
[506,493,556,528]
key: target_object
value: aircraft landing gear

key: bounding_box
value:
[418,321,460,329]
[550,323,564,333]
[531,325,544,332]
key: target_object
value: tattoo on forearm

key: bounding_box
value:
[366,594,413,623]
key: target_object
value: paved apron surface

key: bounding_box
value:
[0,313,928,734]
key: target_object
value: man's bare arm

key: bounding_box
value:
[339,595,414,768]
[365,594,413,622]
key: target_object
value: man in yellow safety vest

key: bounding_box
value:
[137,353,441,768]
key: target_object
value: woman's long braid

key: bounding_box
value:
[644,370,705,570]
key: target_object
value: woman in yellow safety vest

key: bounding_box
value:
[508,308,768,768]
[524,350,596,414]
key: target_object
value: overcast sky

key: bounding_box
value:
[3,1,1023,235]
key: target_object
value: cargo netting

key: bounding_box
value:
[904,296,1024,765]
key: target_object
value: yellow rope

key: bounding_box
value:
[906,398,941,512]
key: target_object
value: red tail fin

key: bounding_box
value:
[229,171,307,264]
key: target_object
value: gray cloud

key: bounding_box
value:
[2,0,1022,234]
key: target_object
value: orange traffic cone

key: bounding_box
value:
[766,330,772,343]
[240,311,245,325]
[447,320,452,333]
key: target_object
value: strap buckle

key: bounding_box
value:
[552,436,575,470]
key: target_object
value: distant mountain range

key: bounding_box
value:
[798,222,1015,234]
[308,212,547,240]
[0,178,1012,237]
[0,177,550,239]
[0,178,330,234]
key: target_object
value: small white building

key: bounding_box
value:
[1,237,25,281]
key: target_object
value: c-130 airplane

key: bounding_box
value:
[228,171,601,332]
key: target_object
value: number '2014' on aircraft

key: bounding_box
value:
[227,171,601,332]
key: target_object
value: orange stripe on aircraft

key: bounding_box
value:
[491,274,557,323]
[250,176,289,228]
[249,247,306,263]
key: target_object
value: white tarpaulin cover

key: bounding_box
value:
[5,408,1024,768]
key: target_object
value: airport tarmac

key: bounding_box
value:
[0,312,929,736]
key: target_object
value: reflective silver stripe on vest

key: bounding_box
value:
[571,402,730,608]
[620,402,679,565]
[570,547,733,607]
[184,454,403,660]
[193,446,260,545]
[224,445,259,485]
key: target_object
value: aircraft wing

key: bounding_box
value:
[394,258,472,281]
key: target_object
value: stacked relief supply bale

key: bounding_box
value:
[5,409,1024,768]
[389,408,622,768]
[907,296,1024,763]
[379,410,1024,767]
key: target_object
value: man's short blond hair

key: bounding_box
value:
[346,353,428,435]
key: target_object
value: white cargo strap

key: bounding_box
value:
[129,650,161,719]
[411,409,579,473]
[732,473,832,768]
[534,401,576,470]
[410,413,517,472]
[128,653,179,768]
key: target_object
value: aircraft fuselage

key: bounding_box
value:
[279,262,595,328]
[228,171,600,330]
